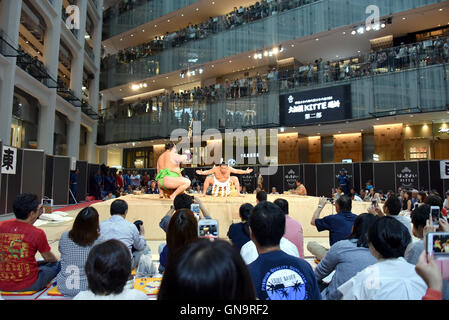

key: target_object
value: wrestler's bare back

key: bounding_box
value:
[157,150,183,173]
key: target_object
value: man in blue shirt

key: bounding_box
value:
[122,170,131,190]
[69,169,78,203]
[307,195,357,262]
[337,170,350,195]
[247,201,321,300]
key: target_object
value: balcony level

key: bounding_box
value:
[100,0,445,90]
[98,59,449,145]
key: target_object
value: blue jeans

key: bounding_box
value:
[18,261,61,292]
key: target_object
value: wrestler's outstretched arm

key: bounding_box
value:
[196,167,216,176]
[230,167,253,175]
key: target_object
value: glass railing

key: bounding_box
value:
[102,0,318,68]
[98,60,449,145]
[102,0,199,39]
[100,0,443,90]
[16,50,58,88]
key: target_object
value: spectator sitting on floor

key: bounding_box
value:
[74,240,147,300]
[274,198,304,258]
[103,192,116,201]
[159,209,199,274]
[159,194,211,234]
[158,239,256,300]
[125,185,133,194]
[0,193,61,293]
[405,204,429,265]
[57,207,105,297]
[270,187,279,195]
[338,216,427,300]
[308,195,357,262]
[246,201,321,300]
[368,195,412,236]
[99,199,150,270]
[227,203,253,252]
[240,202,299,265]
[256,190,267,204]
[146,180,160,194]
[314,213,378,300]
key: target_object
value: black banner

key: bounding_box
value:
[268,167,284,194]
[304,164,317,196]
[280,85,351,126]
[283,165,301,193]
[316,164,335,198]
[373,162,396,193]
[395,162,419,190]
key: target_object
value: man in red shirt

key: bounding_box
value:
[116,171,124,190]
[274,198,304,258]
[0,193,60,292]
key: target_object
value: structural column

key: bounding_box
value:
[0,0,22,146]
[37,0,62,154]
[67,0,87,159]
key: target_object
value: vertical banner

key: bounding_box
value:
[268,166,284,194]
[1,146,17,175]
[283,165,301,193]
[395,162,419,190]
[304,164,317,197]
[373,162,396,193]
[316,164,335,198]
[441,160,449,179]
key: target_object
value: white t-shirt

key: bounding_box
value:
[338,257,427,300]
[73,288,148,300]
[240,237,299,265]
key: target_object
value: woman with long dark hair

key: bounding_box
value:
[158,239,256,300]
[57,207,104,296]
[227,203,253,252]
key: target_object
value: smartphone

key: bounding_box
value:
[426,232,449,259]
[198,219,219,239]
[431,206,442,228]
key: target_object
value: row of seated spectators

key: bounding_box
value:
[102,36,449,122]
[1,190,449,300]
[101,0,317,68]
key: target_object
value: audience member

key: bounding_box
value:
[247,201,321,300]
[158,239,256,300]
[159,209,198,273]
[73,240,148,300]
[227,203,253,252]
[405,204,429,265]
[256,190,267,203]
[369,195,412,236]
[57,207,104,296]
[147,180,160,194]
[416,251,448,300]
[314,214,378,300]
[294,179,307,195]
[274,198,304,258]
[100,199,149,269]
[0,193,60,292]
[308,195,357,261]
[338,217,427,300]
